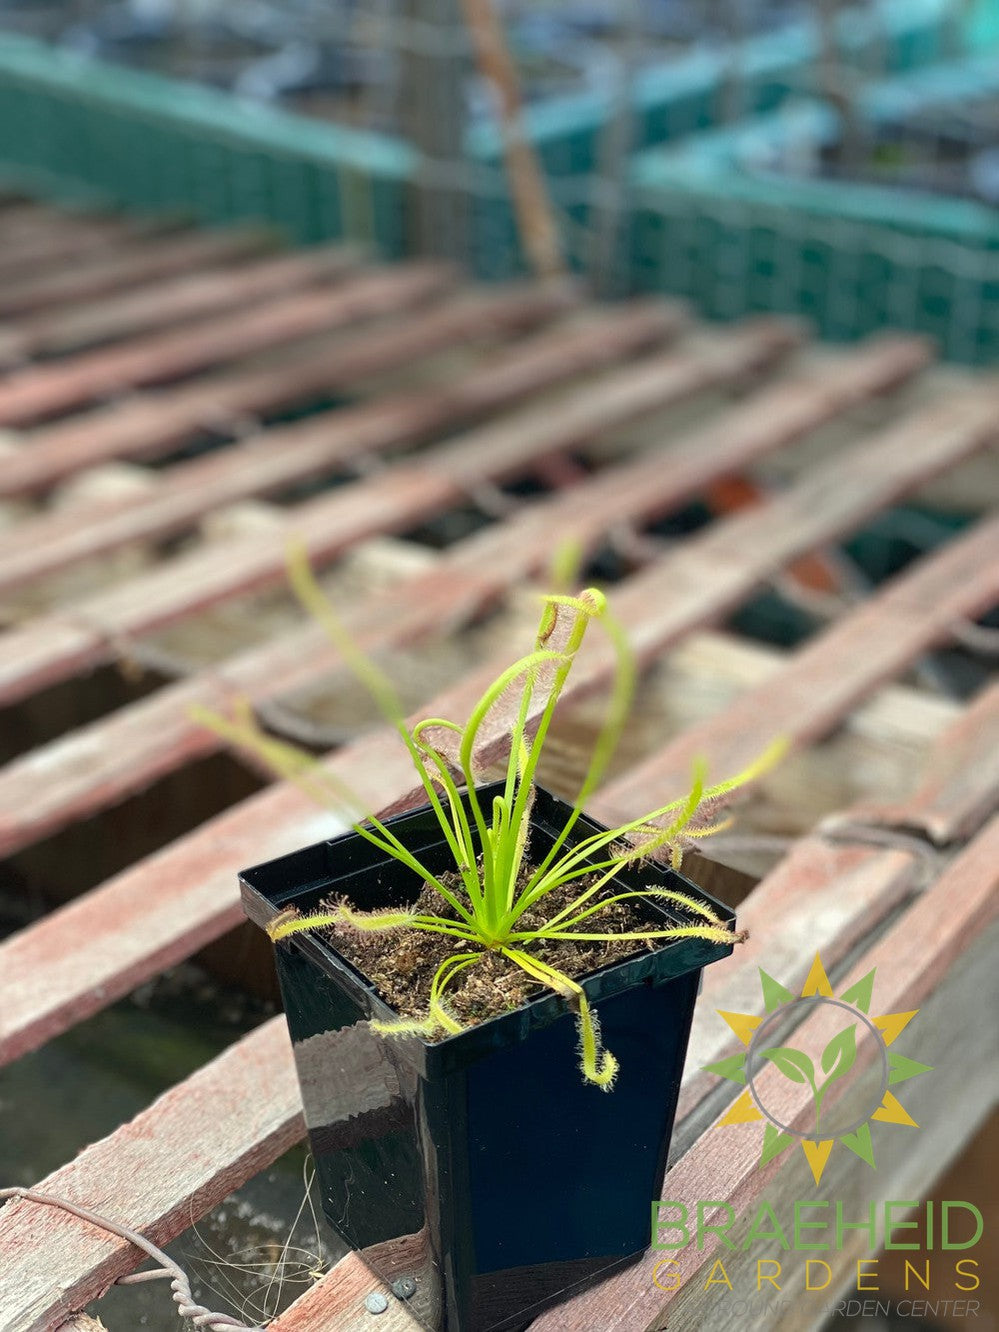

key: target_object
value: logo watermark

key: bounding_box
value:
[702,951,933,1185]
[646,952,985,1314]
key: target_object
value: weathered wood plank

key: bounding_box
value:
[0,300,679,592]
[838,680,999,845]
[1,463,994,1059]
[0,205,119,250]
[0,213,175,284]
[0,319,797,707]
[0,215,140,286]
[0,1017,303,1332]
[528,815,999,1331]
[0,263,454,427]
[0,280,583,499]
[0,336,932,859]
[266,1253,420,1332]
[0,242,362,364]
[54,1315,109,1332]
[660,630,958,750]
[596,628,999,1126]
[594,515,999,826]
[0,227,273,319]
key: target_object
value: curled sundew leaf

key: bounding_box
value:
[412,718,464,768]
[428,953,481,1035]
[370,957,480,1044]
[573,992,618,1091]
[267,907,303,941]
[336,906,420,933]
[502,947,618,1089]
[268,907,416,943]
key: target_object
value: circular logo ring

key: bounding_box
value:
[744,996,889,1141]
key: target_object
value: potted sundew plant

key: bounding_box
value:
[200,547,778,1332]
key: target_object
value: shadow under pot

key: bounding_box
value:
[239,780,738,1332]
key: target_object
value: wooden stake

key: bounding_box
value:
[456,0,565,277]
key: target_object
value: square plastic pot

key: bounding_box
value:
[239,781,738,1331]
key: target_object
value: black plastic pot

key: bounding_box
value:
[240,782,737,1332]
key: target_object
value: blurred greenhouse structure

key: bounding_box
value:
[0,0,996,356]
[0,8,998,1332]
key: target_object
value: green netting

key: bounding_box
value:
[464,0,960,277]
[629,56,999,363]
[0,33,417,253]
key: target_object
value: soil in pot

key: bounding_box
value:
[316,867,660,1026]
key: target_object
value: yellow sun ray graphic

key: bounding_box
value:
[703,953,933,1185]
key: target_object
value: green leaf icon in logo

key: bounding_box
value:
[821,1025,857,1081]
[761,1028,858,1130]
[816,1024,857,1129]
[761,1045,823,1131]
[760,1046,816,1086]
[704,956,932,1186]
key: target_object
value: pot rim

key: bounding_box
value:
[240,780,737,1075]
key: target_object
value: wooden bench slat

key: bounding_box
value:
[0,319,796,710]
[839,680,999,844]
[673,679,999,1124]
[0,228,273,320]
[0,1016,303,1332]
[0,336,931,859]
[266,1253,420,1332]
[0,280,582,499]
[0,205,119,245]
[677,840,918,1124]
[0,300,677,594]
[594,514,999,824]
[666,666,999,1124]
[0,242,362,364]
[1,468,994,1061]
[0,215,147,286]
[662,630,959,749]
[0,263,454,427]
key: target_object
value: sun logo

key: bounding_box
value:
[703,953,933,1186]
